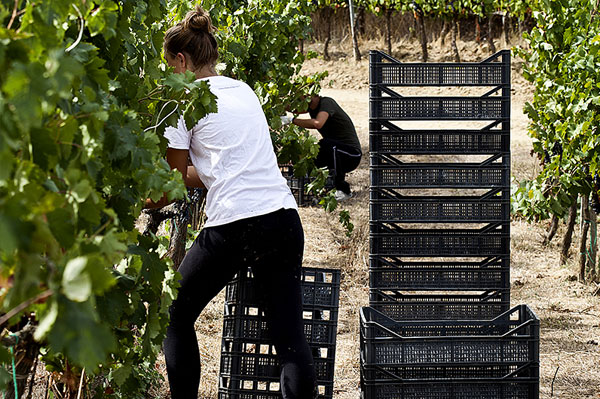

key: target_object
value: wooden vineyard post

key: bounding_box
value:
[413,6,428,62]
[560,199,578,265]
[503,10,511,45]
[588,207,598,281]
[349,0,361,61]
[544,214,559,245]
[323,6,333,61]
[487,13,497,54]
[385,8,393,56]
[451,14,460,62]
[579,195,590,281]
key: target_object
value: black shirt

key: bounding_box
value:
[309,97,361,151]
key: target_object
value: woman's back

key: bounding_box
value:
[165,76,297,227]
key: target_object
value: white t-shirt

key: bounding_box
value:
[164,75,297,228]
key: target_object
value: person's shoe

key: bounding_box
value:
[334,190,352,202]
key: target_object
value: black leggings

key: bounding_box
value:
[315,138,362,195]
[163,208,316,399]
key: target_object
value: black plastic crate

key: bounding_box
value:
[370,125,509,155]
[370,222,510,257]
[370,195,510,223]
[369,289,510,321]
[370,162,509,189]
[220,376,332,399]
[219,377,333,399]
[222,302,338,347]
[279,164,317,207]
[370,95,509,121]
[219,267,340,399]
[219,339,335,399]
[370,187,505,201]
[369,256,510,291]
[362,363,537,382]
[370,152,507,167]
[225,267,340,310]
[360,381,537,399]
[369,50,511,87]
[360,305,539,398]
[360,304,538,366]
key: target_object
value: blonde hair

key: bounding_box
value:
[163,5,218,70]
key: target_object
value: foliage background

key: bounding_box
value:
[0,0,325,396]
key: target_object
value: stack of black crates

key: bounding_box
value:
[361,50,540,398]
[219,267,340,398]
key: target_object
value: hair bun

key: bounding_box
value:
[183,5,214,33]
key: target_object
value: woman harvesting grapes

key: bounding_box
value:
[146,6,316,398]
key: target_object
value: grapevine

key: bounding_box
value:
[513,0,600,280]
[0,0,325,396]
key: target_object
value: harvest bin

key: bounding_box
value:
[370,161,510,189]
[369,124,509,155]
[370,94,509,121]
[370,195,510,223]
[369,50,511,87]
[219,267,340,399]
[360,305,540,399]
[369,289,510,321]
[370,222,510,257]
[369,256,510,291]
[224,266,340,309]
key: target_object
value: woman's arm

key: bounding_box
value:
[185,165,205,188]
[144,148,191,209]
[292,111,329,130]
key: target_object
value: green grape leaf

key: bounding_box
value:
[70,179,93,203]
[111,363,132,387]
[62,257,92,302]
[30,127,58,170]
[46,208,75,249]
[0,214,19,253]
[34,299,59,341]
[0,368,10,391]
[0,345,12,364]
[48,298,116,371]
[78,198,102,226]
[86,256,117,295]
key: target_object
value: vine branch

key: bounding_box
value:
[6,0,21,30]
[0,290,53,328]
[65,5,84,53]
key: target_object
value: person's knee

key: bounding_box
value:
[168,299,198,329]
